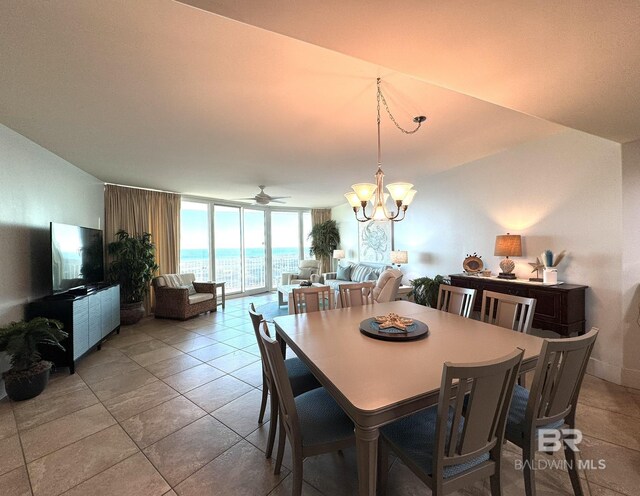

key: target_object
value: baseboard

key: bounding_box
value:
[588,356,640,389]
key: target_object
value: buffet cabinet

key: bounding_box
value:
[449,274,587,337]
[27,284,120,373]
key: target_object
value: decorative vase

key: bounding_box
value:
[120,301,144,325]
[3,361,51,401]
[543,268,558,285]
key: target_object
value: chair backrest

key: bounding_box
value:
[292,285,334,314]
[479,290,537,333]
[339,282,376,308]
[372,269,403,303]
[249,303,271,382]
[436,285,477,318]
[259,321,302,448]
[433,349,523,485]
[526,328,599,430]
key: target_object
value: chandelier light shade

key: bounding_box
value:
[345,78,426,223]
[494,233,522,279]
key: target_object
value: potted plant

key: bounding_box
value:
[308,219,341,274]
[0,318,67,401]
[410,275,449,307]
[108,230,159,325]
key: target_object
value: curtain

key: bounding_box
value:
[104,184,181,315]
[310,208,333,274]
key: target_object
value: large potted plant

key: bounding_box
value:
[410,275,449,307]
[0,318,67,401]
[308,219,341,274]
[108,230,159,325]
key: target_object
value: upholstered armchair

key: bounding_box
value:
[152,273,217,320]
[372,269,404,303]
[281,259,322,285]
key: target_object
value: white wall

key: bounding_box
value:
[621,139,640,386]
[0,124,104,396]
[333,129,634,386]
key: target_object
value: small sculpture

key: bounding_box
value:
[528,257,545,282]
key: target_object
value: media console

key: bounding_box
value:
[27,284,121,373]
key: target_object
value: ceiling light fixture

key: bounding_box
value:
[344,78,426,222]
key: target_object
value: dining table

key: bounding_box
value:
[273,300,545,496]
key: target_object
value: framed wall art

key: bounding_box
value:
[358,220,394,263]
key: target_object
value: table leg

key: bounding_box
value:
[221,283,225,309]
[355,425,379,496]
[278,290,285,307]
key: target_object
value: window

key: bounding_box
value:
[271,211,300,287]
[179,201,210,280]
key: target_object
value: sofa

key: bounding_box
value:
[152,273,218,320]
[325,263,403,304]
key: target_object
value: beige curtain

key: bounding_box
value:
[104,184,181,314]
[310,208,333,274]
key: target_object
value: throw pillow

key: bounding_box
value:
[298,268,313,279]
[337,264,352,281]
[187,283,197,295]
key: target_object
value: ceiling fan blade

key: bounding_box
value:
[233,197,258,201]
[270,200,287,204]
[268,196,292,200]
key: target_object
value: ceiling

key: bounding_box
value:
[0,1,636,208]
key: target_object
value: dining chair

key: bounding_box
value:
[259,322,355,496]
[436,284,477,318]
[248,304,320,458]
[480,290,537,333]
[505,327,599,496]
[291,285,334,314]
[378,348,524,496]
[339,281,376,308]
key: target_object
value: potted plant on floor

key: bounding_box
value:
[308,219,341,275]
[0,318,67,401]
[410,275,449,307]
[108,230,159,325]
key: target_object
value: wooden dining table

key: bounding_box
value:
[273,300,545,496]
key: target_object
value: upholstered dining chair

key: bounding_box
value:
[378,348,524,496]
[436,285,477,318]
[259,322,355,496]
[505,328,599,496]
[248,304,320,458]
[339,281,376,308]
[372,268,403,303]
[291,285,334,314]
[480,290,537,333]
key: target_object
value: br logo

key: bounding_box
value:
[538,429,583,453]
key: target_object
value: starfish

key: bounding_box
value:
[375,313,414,331]
[529,257,544,274]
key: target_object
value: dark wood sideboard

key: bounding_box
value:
[449,274,587,337]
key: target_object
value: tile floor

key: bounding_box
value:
[1,292,639,495]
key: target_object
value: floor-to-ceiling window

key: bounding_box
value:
[179,199,311,294]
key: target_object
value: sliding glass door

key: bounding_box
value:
[180,199,311,295]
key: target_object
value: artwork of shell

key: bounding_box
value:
[358,220,393,263]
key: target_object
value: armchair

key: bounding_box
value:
[152,273,218,320]
[281,259,322,285]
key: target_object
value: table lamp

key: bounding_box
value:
[494,233,522,279]
[333,249,345,271]
[390,250,408,269]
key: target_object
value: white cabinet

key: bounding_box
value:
[72,298,89,360]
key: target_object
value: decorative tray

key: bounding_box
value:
[359,316,429,342]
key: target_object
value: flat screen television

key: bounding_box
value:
[51,222,104,294]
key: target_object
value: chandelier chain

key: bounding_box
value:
[377,78,423,135]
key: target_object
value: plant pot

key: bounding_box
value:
[3,361,51,401]
[120,301,144,325]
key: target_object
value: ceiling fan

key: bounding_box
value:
[235,185,291,205]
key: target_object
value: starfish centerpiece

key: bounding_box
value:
[375,313,414,331]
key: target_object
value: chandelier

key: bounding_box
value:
[344,78,426,222]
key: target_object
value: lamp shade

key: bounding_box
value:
[494,234,522,257]
[333,250,345,259]
[390,250,408,264]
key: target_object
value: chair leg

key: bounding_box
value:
[291,445,304,496]
[274,418,286,475]
[564,442,584,496]
[258,376,268,424]
[265,395,278,459]
[490,451,502,496]
[522,439,537,496]
[376,438,389,496]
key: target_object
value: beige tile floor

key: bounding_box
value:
[1,292,639,496]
